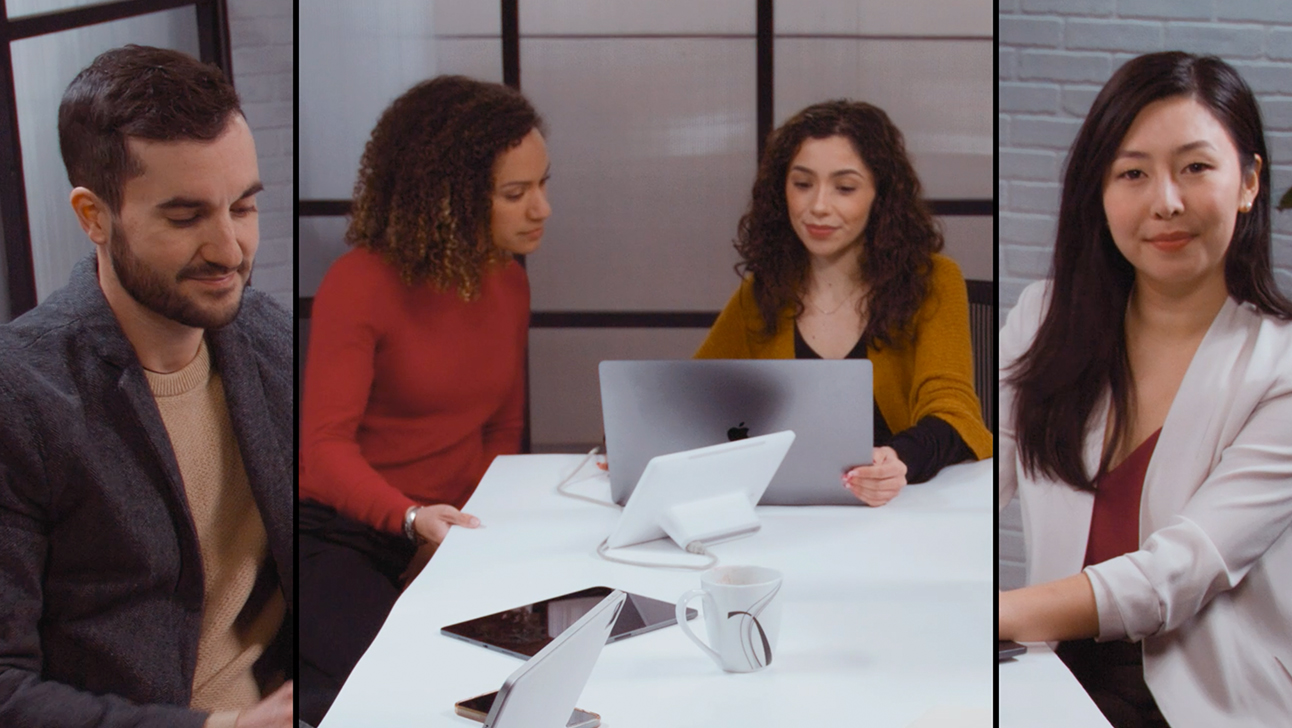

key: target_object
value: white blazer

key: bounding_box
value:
[1000,280,1292,728]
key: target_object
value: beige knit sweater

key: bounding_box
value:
[146,339,285,727]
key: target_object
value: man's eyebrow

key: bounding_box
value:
[156,196,207,211]
[155,182,264,211]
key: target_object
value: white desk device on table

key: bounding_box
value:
[456,590,626,728]
[605,431,795,553]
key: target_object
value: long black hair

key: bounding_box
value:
[1008,51,1292,491]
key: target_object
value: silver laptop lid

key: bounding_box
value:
[484,590,626,728]
[599,360,873,506]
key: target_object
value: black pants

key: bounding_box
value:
[1056,638,1170,728]
[298,500,416,727]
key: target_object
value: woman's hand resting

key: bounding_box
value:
[412,504,481,545]
[843,446,908,506]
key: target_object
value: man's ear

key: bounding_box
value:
[69,187,111,247]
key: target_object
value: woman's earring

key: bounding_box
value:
[1241,201,1252,213]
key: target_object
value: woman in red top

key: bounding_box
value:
[298,76,550,725]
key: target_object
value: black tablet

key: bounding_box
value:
[441,586,697,659]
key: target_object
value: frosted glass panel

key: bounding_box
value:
[11,7,200,302]
[775,0,994,36]
[775,38,993,200]
[522,38,755,312]
[433,0,501,35]
[940,215,994,282]
[6,0,105,19]
[521,0,754,35]
[300,0,501,199]
[298,216,351,298]
[529,328,711,450]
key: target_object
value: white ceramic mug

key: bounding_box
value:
[675,565,783,673]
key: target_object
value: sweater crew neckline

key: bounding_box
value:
[144,338,211,398]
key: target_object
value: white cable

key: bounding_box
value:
[595,536,718,571]
[555,446,620,510]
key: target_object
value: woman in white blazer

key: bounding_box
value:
[999,52,1292,728]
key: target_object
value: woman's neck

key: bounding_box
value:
[805,251,862,300]
[1126,271,1229,342]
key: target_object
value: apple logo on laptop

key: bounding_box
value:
[727,422,750,441]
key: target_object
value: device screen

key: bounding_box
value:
[441,586,696,658]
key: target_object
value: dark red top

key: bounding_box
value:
[300,248,529,534]
[1083,428,1162,567]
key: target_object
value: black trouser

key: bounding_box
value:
[298,500,415,727]
[1056,638,1171,728]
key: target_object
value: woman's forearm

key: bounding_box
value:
[999,572,1100,642]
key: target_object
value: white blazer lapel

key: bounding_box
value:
[1142,297,1256,534]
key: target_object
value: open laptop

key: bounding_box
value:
[476,590,626,728]
[599,360,873,506]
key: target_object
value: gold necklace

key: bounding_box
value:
[806,289,859,316]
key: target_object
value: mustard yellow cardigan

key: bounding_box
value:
[694,253,993,461]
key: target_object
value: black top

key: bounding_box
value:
[793,325,974,484]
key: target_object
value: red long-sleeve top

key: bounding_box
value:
[300,247,529,534]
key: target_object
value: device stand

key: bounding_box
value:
[659,492,761,549]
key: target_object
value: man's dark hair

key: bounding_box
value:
[58,44,242,213]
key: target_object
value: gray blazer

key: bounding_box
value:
[0,256,294,727]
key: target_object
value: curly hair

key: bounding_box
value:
[347,75,544,299]
[736,100,943,349]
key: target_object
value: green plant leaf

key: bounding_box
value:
[1280,186,1292,211]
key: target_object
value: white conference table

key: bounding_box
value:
[999,643,1113,728]
[321,455,996,727]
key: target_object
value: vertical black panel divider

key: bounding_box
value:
[0,7,38,317]
[501,0,520,90]
[499,0,532,453]
[195,0,232,81]
[756,0,773,159]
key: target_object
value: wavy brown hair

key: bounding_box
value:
[736,100,943,349]
[347,75,544,299]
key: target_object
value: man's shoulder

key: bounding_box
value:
[222,286,291,361]
[0,292,103,386]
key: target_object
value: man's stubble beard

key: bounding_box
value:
[107,224,248,330]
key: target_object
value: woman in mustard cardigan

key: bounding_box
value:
[696,100,992,505]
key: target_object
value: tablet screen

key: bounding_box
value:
[441,586,696,659]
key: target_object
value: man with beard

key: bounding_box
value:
[0,46,292,728]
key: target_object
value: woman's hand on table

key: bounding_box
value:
[413,504,481,545]
[843,446,908,506]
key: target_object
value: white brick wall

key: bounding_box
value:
[227,0,294,310]
[999,4,1292,590]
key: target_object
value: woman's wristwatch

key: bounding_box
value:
[403,505,423,542]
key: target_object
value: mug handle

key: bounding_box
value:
[676,589,723,669]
